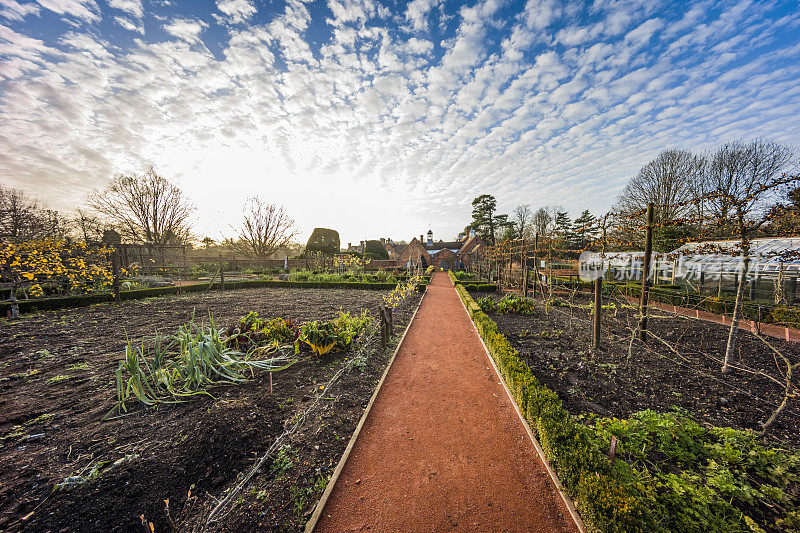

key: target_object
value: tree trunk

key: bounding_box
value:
[722,215,749,374]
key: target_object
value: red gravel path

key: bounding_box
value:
[314,272,578,532]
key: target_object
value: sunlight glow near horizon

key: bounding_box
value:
[1,0,800,245]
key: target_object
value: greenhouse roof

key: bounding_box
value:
[601,237,800,276]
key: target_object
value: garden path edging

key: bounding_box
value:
[303,290,426,532]
[451,275,586,533]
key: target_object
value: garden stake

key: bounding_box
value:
[608,436,617,465]
[638,203,654,342]
[594,277,602,349]
[111,249,121,303]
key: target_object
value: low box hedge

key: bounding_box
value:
[454,283,655,531]
[447,272,498,293]
[1,279,409,316]
[454,282,800,532]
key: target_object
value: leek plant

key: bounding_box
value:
[113,318,297,414]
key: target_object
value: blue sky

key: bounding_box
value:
[1,0,799,244]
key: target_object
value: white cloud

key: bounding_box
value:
[214,0,255,24]
[405,0,437,31]
[108,0,141,18]
[113,15,142,33]
[35,0,99,23]
[624,17,664,46]
[0,0,40,21]
[163,17,208,43]
[407,36,432,55]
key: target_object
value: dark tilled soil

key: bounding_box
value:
[0,287,418,532]
[476,291,800,447]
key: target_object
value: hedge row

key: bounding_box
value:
[452,280,655,531]
[447,272,497,292]
[1,279,425,315]
[452,277,800,531]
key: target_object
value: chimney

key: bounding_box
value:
[420,235,424,242]
[360,240,364,248]
[347,243,352,249]
[380,238,385,245]
[427,230,433,247]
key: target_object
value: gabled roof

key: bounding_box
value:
[457,234,483,255]
[426,241,462,254]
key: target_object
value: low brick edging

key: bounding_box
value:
[623,295,800,343]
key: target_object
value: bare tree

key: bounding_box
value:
[233,196,297,258]
[532,206,555,237]
[88,167,195,245]
[513,204,533,240]
[73,208,104,243]
[614,149,705,225]
[0,184,41,240]
[702,139,797,373]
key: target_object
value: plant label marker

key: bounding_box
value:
[608,436,618,465]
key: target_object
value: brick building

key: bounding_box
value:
[397,230,484,270]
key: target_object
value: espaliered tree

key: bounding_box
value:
[702,139,797,373]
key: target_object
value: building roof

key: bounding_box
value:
[604,237,800,275]
[426,241,462,254]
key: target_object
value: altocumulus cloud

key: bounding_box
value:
[0,0,799,242]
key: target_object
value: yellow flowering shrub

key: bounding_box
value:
[0,240,113,297]
[383,275,421,309]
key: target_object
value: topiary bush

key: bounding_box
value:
[305,228,340,255]
[363,240,389,259]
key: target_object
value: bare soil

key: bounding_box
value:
[0,287,419,532]
[477,290,800,447]
[315,272,578,532]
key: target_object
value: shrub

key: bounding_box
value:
[363,240,389,259]
[299,310,371,355]
[462,283,497,292]
[305,228,340,255]
[772,306,800,328]
[495,295,536,315]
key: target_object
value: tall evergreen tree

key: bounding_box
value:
[470,194,510,245]
[573,209,598,248]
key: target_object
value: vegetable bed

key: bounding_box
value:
[0,286,420,532]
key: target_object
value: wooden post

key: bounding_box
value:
[638,203,654,342]
[219,255,225,290]
[594,277,602,349]
[522,238,528,298]
[111,249,121,303]
[508,247,512,291]
[379,305,389,348]
[532,234,538,298]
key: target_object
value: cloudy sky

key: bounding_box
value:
[1,0,799,244]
